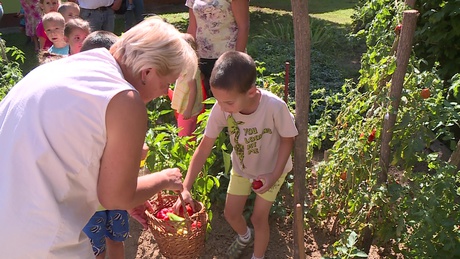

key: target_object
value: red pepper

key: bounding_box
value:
[368,129,376,143]
[156,208,172,220]
[191,221,202,229]
[179,204,194,217]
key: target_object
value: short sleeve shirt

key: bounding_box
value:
[186,0,239,59]
[204,89,298,179]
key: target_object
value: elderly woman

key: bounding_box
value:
[0,17,197,258]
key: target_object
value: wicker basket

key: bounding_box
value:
[145,193,207,259]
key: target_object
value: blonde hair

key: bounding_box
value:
[64,18,91,37]
[110,17,197,82]
[42,12,65,28]
[58,2,80,14]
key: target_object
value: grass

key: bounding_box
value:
[250,0,359,24]
[1,0,360,76]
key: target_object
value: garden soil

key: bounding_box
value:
[124,189,386,259]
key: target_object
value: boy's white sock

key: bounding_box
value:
[238,227,251,243]
[251,254,264,259]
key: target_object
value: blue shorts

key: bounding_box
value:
[83,210,130,256]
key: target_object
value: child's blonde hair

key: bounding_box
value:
[58,2,80,15]
[42,12,65,28]
[64,18,91,37]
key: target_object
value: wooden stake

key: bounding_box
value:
[291,0,310,258]
[295,203,306,259]
[378,10,419,184]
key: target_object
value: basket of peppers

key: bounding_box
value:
[145,192,207,259]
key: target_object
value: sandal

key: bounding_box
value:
[226,228,254,259]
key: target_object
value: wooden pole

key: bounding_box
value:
[378,10,419,184]
[290,0,310,258]
[295,204,306,259]
[405,0,416,8]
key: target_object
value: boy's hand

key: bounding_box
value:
[252,173,277,194]
[172,189,194,212]
[128,201,154,230]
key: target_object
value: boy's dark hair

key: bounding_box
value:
[210,51,256,93]
[80,30,119,52]
[64,17,91,37]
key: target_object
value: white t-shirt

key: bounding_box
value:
[78,0,114,9]
[186,0,239,59]
[0,48,134,258]
[205,89,298,179]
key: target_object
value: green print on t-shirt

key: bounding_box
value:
[243,127,273,155]
[227,115,246,169]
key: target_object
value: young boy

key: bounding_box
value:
[177,51,298,259]
[42,12,69,55]
[58,1,80,22]
[64,17,91,55]
[36,0,61,50]
[80,30,119,52]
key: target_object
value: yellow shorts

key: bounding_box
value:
[227,169,287,202]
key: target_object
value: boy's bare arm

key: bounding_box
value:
[272,136,295,179]
[183,136,216,190]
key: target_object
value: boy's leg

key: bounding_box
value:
[225,171,253,258]
[251,173,288,258]
[224,193,249,235]
[251,196,273,258]
[105,210,130,259]
[105,238,125,259]
[82,211,109,257]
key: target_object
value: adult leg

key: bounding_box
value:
[102,9,115,32]
[80,9,104,32]
[198,58,217,98]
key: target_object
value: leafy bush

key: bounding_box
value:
[309,1,460,256]
[0,38,24,100]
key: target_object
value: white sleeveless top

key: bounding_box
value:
[0,48,134,258]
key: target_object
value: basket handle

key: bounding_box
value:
[178,192,192,231]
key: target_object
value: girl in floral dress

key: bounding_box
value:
[20,0,41,52]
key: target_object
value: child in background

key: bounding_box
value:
[175,51,298,259]
[36,0,60,50]
[127,0,135,11]
[57,1,80,22]
[64,17,91,55]
[43,12,69,55]
[170,33,204,137]
[17,7,26,35]
[80,30,119,52]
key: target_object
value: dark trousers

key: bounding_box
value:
[199,58,217,98]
